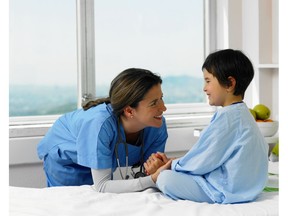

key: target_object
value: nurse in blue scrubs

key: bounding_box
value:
[37,68,168,193]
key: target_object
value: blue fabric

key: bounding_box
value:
[37,103,168,186]
[157,170,213,203]
[157,103,269,204]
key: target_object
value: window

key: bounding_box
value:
[10,0,216,133]
[93,0,205,104]
[9,0,77,117]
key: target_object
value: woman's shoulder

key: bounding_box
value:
[59,103,115,126]
[86,104,116,123]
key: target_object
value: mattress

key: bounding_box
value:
[9,161,279,216]
[9,185,278,216]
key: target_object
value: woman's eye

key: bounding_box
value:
[149,100,158,107]
[149,96,163,107]
[151,102,157,106]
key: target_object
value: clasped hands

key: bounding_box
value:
[143,152,174,183]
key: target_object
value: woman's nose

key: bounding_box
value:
[162,104,167,112]
[160,101,167,112]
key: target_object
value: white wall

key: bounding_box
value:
[10,137,46,188]
[216,0,279,119]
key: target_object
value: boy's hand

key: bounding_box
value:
[151,159,173,183]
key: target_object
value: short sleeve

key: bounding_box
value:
[77,117,117,169]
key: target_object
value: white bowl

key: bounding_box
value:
[257,121,279,137]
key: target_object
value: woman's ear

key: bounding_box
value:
[123,106,134,119]
[227,76,236,93]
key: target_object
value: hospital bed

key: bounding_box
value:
[9,162,279,216]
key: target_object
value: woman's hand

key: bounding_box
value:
[144,152,169,175]
[151,159,173,183]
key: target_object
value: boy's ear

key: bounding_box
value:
[227,76,236,92]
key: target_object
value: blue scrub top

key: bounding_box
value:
[37,103,168,186]
[171,103,269,204]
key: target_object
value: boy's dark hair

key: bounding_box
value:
[202,49,254,99]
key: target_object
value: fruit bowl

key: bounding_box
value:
[257,121,279,137]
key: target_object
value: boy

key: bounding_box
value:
[150,49,269,204]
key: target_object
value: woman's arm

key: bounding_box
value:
[91,168,156,193]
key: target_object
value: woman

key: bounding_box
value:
[37,68,168,193]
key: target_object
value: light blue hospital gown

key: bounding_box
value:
[37,103,168,186]
[157,103,268,204]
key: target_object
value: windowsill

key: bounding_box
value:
[9,103,215,138]
[165,113,212,128]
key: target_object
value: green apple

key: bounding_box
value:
[249,108,257,120]
[253,104,271,120]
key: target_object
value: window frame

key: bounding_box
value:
[9,0,217,138]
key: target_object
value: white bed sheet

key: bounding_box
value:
[10,185,278,216]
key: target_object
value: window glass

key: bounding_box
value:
[9,0,77,117]
[94,0,205,103]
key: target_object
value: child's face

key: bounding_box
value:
[203,69,227,106]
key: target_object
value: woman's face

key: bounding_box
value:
[132,83,166,128]
[203,69,227,106]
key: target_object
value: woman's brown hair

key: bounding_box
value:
[82,68,162,117]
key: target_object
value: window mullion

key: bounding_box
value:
[204,0,217,57]
[76,0,96,108]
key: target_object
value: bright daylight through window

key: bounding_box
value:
[10,0,77,117]
[94,0,205,104]
[10,0,206,118]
